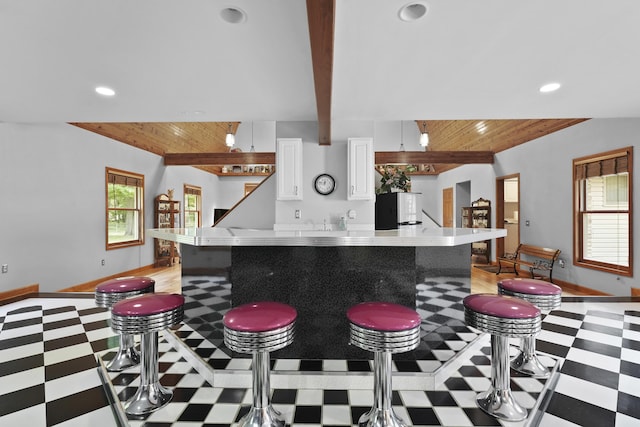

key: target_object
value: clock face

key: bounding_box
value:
[314,174,335,195]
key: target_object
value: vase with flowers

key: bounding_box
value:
[376,165,417,194]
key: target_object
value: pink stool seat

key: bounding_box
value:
[96,276,155,293]
[112,293,185,317]
[224,301,297,332]
[347,302,421,331]
[499,278,561,295]
[464,294,540,319]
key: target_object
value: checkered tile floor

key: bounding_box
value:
[182,276,478,371]
[1,287,640,426]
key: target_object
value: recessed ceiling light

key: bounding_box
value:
[399,3,428,22]
[95,86,115,96]
[220,7,247,24]
[539,82,561,93]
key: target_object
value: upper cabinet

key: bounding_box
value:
[276,138,303,200]
[504,180,518,202]
[348,137,374,200]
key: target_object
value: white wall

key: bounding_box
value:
[2,119,636,295]
[216,176,276,229]
[273,121,376,229]
[434,118,639,295]
[0,123,221,292]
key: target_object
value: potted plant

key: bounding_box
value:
[376,165,417,194]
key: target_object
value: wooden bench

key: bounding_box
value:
[497,244,561,283]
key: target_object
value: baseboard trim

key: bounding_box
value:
[0,283,39,302]
[58,264,155,292]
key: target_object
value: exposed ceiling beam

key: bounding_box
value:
[165,150,494,166]
[307,0,335,146]
[164,152,276,166]
[375,151,494,165]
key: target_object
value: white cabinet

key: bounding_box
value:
[504,180,518,202]
[348,137,374,200]
[276,138,303,200]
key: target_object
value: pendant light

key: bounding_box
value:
[399,121,406,152]
[225,123,235,147]
[420,121,429,148]
[249,121,256,152]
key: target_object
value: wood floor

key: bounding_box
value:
[140,262,585,296]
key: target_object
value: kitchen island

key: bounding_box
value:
[148,226,506,359]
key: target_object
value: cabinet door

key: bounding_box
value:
[347,137,374,200]
[276,138,303,200]
[505,180,518,202]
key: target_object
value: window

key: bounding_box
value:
[184,184,202,228]
[106,168,144,249]
[573,147,633,276]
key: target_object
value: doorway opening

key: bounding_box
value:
[496,174,520,259]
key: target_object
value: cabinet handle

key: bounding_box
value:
[294,185,298,195]
[351,185,354,195]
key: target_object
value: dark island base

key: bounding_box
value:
[227,245,471,359]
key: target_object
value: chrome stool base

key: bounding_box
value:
[125,382,173,416]
[477,335,527,422]
[476,387,527,422]
[358,407,409,427]
[238,405,285,427]
[124,331,171,416]
[106,333,139,372]
[510,336,550,378]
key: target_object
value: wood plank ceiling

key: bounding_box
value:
[71,119,586,176]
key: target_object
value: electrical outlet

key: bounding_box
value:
[559,259,565,268]
[101,259,105,266]
[295,209,301,219]
[525,220,530,226]
[1,264,7,273]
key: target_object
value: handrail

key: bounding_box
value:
[422,209,441,227]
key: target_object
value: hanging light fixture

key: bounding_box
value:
[420,121,429,148]
[249,121,256,152]
[399,121,406,152]
[225,123,235,147]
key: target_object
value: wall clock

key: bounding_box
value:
[314,173,336,195]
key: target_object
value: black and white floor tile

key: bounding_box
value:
[1,282,640,426]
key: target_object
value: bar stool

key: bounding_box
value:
[347,302,421,427]
[463,294,541,422]
[111,293,185,416]
[223,301,297,427]
[95,276,155,371]
[498,278,562,378]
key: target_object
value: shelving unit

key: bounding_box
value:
[154,194,181,267]
[213,165,275,177]
[461,197,491,263]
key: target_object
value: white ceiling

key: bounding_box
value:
[2,0,640,124]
